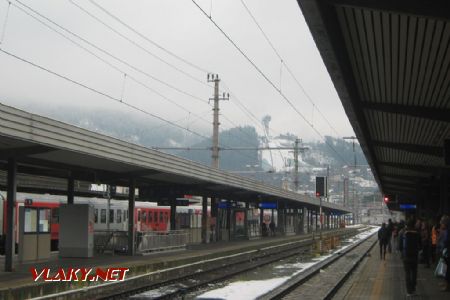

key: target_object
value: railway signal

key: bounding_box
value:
[316,176,327,197]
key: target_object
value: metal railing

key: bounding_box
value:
[94,230,128,254]
[137,230,189,253]
[94,230,190,254]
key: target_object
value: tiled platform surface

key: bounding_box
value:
[334,242,450,300]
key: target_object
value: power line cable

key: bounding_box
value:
[239,0,342,137]
[5,0,272,163]
[221,81,288,170]
[68,0,213,92]
[14,0,208,106]
[0,0,10,44]
[191,0,350,165]
[9,0,213,128]
[20,0,257,149]
[0,48,210,139]
[4,51,259,163]
[89,0,210,74]
[68,0,280,149]
[0,47,259,162]
[150,108,210,131]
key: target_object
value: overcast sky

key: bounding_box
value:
[0,0,355,142]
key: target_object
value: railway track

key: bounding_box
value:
[31,228,364,300]
[111,228,369,299]
[259,231,377,300]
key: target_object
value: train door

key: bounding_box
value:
[136,208,142,232]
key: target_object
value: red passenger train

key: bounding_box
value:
[0,193,197,254]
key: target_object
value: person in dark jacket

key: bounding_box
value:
[387,219,394,253]
[269,220,276,236]
[402,219,421,296]
[378,223,388,260]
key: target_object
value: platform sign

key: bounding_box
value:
[259,202,277,209]
[399,204,416,210]
[218,202,230,209]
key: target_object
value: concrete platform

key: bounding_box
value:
[0,228,359,299]
[334,242,450,300]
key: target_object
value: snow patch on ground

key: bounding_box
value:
[196,226,379,300]
[196,277,290,300]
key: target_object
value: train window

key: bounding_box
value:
[24,208,37,233]
[94,209,98,223]
[149,211,153,223]
[159,212,163,223]
[138,210,141,222]
[123,210,127,221]
[165,212,169,223]
[143,211,148,223]
[38,209,51,233]
[109,209,114,224]
[116,209,122,223]
[101,209,106,223]
[51,207,59,224]
[154,212,157,222]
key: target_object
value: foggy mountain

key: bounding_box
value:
[12,103,376,199]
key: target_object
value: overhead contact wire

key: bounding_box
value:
[191,0,350,165]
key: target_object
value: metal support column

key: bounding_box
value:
[211,197,221,242]
[5,158,17,272]
[211,197,219,242]
[260,207,264,236]
[201,196,208,244]
[328,214,331,229]
[301,207,306,234]
[315,210,318,230]
[170,196,176,231]
[277,201,284,235]
[226,200,231,241]
[244,201,249,239]
[307,209,311,233]
[127,179,136,256]
[67,176,74,204]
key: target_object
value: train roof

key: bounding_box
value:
[0,192,162,208]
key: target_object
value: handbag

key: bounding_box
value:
[434,258,447,278]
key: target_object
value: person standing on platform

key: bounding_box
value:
[431,219,439,264]
[392,223,399,252]
[387,219,394,253]
[398,221,406,258]
[420,220,431,268]
[378,223,388,260]
[402,219,421,296]
[269,220,276,236]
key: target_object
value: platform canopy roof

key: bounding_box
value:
[0,102,349,213]
[297,0,450,208]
